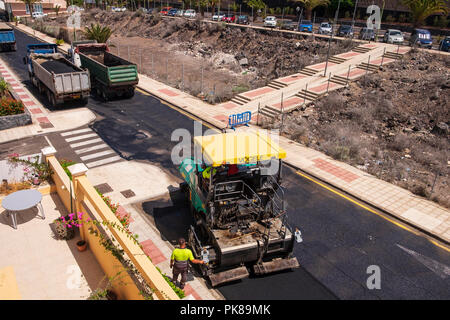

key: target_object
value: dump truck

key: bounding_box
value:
[0,23,16,51]
[179,131,300,287]
[24,44,90,106]
[68,42,138,101]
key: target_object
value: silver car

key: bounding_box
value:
[264,16,277,28]
[384,29,404,44]
[318,22,332,35]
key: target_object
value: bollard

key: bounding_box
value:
[326,72,331,93]
[346,64,351,85]
[303,83,308,105]
[182,62,184,91]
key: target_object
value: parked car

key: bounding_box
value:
[212,12,225,21]
[221,13,235,23]
[383,29,404,44]
[318,22,332,35]
[176,9,185,17]
[298,20,313,32]
[160,7,171,15]
[439,36,450,52]
[279,19,297,31]
[111,6,126,12]
[409,28,433,49]
[359,27,375,41]
[263,16,277,28]
[168,8,178,16]
[32,12,47,19]
[236,15,249,25]
[337,24,354,37]
[184,9,196,18]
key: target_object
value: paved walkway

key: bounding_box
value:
[0,193,105,299]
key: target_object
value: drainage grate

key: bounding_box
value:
[120,189,136,198]
[94,183,113,194]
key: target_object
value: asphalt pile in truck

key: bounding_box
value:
[40,59,78,74]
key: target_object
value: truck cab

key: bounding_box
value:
[0,23,16,51]
[67,40,97,68]
[24,43,58,76]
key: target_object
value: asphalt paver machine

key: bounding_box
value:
[179,131,300,286]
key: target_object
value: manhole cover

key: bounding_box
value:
[94,183,113,194]
[120,189,136,198]
[134,131,148,140]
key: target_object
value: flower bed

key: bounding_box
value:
[0,97,24,116]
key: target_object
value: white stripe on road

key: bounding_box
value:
[74,143,109,155]
[61,128,93,137]
[70,138,103,148]
[65,133,98,142]
[86,156,122,168]
[80,150,116,161]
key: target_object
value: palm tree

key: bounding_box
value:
[84,24,113,43]
[294,0,330,20]
[19,0,42,17]
[402,0,449,27]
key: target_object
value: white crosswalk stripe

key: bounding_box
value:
[60,128,93,137]
[74,144,109,155]
[61,128,122,168]
[65,133,98,142]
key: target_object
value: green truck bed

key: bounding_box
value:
[78,50,138,87]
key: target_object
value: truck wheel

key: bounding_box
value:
[124,88,135,99]
[80,97,89,106]
[101,90,109,102]
[47,90,56,107]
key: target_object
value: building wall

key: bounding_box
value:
[5,0,67,17]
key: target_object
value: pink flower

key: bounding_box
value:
[67,224,72,228]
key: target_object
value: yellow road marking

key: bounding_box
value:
[136,88,150,96]
[295,171,450,252]
[295,171,416,233]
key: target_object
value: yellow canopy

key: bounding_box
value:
[194,131,286,167]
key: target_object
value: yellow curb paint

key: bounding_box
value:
[428,240,450,253]
[136,88,150,96]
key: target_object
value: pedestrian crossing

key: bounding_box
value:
[60,127,123,168]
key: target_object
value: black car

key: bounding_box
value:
[279,19,297,31]
[359,27,375,40]
[236,15,249,25]
[338,24,354,37]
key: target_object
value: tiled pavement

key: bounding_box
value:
[0,61,53,129]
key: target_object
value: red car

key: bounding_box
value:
[160,7,171,15]
[221,13,236,23]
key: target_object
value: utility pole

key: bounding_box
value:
[324,0,341,77]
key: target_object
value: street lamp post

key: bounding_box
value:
[324,0,341,77]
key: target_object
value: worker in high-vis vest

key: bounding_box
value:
[170,238,205,289]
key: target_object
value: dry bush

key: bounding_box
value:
[317,92,346,113]
[389,133,412,151]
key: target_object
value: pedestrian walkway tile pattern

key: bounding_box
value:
[313,158,360,183]
[0,62,53,129]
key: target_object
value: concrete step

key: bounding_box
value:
[299,67,318,76]
[383,51,403,60]
[231,94,251,105]
[352,46,371,53]
[329,56,346,64]
[357,63,380,72]
[267,80,287,90]
[296,89,321,101]
[264,105,283,115]
[258,109,279,119]
[330,76,348,86]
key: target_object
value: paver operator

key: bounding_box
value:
[170,237,205,289]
